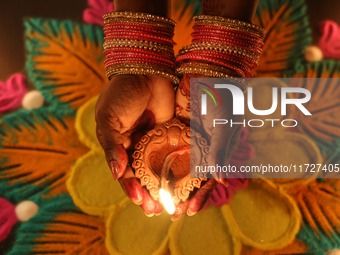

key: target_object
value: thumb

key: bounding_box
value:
[95,115,128,181]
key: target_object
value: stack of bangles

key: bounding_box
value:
[103,11,179,84]
[102,12,265,90]
[176,15,265,90]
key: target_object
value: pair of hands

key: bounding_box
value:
[95,74,242,219]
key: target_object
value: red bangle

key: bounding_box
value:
[104,24,174,36]
[183,50,258,69]
[193,25,263,40]
[176,56,248,77]
[105,32,175,44]
[192,30,263,46]
[104,48,175,60]
[104,28,174,38]
[176,52,252,70]
[191,37,262,55]
[192,33,263,50]
[192,34,262,48]
[105,58,174,70]
[104,52,176,67]
[105,35,175,46]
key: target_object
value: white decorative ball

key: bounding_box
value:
[22,90,44,110]
[15,201,39,222]
[305,46,323,62]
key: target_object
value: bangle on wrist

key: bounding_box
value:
[103,11,179,84]
[176,14,265,90]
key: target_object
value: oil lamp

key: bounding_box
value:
[132,118,209,214]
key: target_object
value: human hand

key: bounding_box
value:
[95,74,175,216]
[173,74,243,219]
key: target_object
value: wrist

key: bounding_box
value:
[201,0,259,22]
[113,0,171,17]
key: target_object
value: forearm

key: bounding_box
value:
[113,0,171,17]
[202,0,260,22]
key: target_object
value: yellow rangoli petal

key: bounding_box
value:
[247,130,322,186]
[68,96,127,216]
[67,151,127,216]
[75,95,100,151]
[225,179,301,250]
[106,203,172,255]
[169,206,242,255]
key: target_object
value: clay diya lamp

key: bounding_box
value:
[132,118,209,214]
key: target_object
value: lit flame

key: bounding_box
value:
[159,189,175,215]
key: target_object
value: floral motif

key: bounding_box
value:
[2,0,340,254]
[0,198,17,242]
[0,74,26,113]
[25,18,106,109]
[319,20,340,59]
[83,0,114,26]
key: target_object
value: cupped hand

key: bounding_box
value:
[172,73,243,219]
[95,74,175,216]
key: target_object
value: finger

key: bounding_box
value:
[228,126,243,158]
[208,125,232,186]
[95,117,128,181]
[140,188,157,217]
[175,74,195,121]
[154,201,163,216]
[118,165,144,205]
[229,139,255,169]
[171,200,189,221]
[208,125,242,186]
[187,179,217,216]
[225,127,244,179]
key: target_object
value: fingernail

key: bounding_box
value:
[171,215,179,221]
[155,212,161,216]
[134,199,143,205]
[145,212,154,217]
[218,177,229,187]
[217,170,228,187]
[109,160,120,181]
[187,209,196,217]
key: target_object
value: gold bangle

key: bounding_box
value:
[106,64,179,84]
[193,15,265,37]
[103,19,174,31]
[103,39,174,54]
[103,31,175,44]
[178,43,259,63]
[189,36,263,54]
[176,66,247,90]
[103,11,176,27]
[176,61,247,90]
[177,53,252,76]
[179,50,259,66]
[106,63,174,73]
[177,61,241,77]
[103,22,174,36]
[104,53,176,68]
[194,20,264,38]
